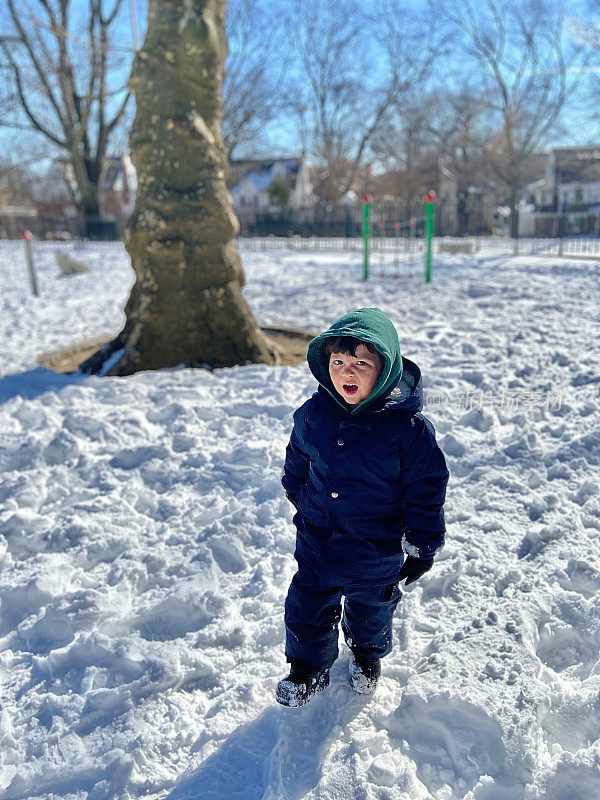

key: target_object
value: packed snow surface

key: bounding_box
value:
[1,239,600,800]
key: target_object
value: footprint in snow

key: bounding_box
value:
[540,694,600,754]
[17,606,74,655]
[419,560,463,603]
[109,445,170,470]
[458,408,495,433]
[556,560,600,598]
[537,623,598,676]
[517,526,561,559]
[43,430,81,465]
[541,760,600,800]
[133,595,215,642]
[384,693,519,797]
[536,598,600,678]
[31,632,146,694]
[0,579,55,637]
[207,536,246,574]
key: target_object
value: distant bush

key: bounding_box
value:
[55,252,91,277]
[268,176,291,207]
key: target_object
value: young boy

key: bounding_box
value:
[276,308,449,707]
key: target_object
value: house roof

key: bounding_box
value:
[229,158,303,194]
[554,147,600,184]
[231,157,301,172]
[248,171,273,191]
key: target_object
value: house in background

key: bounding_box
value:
[0,198,38,239]
[0,166,71,239]
[48,153,137,238]
[229,157,314,227]
[436,162,497,237]
[368,160,496,237]
[519,147,600,236]
[101,154,137,218]
[53,153,138,221]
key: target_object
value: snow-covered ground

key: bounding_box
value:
[1,239,600,800]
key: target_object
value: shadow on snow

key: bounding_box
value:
[0,367,88,404]
[168,673,370,800]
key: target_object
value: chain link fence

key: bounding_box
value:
[240,235,600,260]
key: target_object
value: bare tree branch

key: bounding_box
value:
[6,0,68,132]
[102,0,125,26]
[222,0,289,159]
[444,0,586,236]
[107,90,131,132]
[0,39,68,146]
[1,0,135,217]
[287,0,442,204]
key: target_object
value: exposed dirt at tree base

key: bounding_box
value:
[37,326,316,374]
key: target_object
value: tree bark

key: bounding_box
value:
[84,0,276,376]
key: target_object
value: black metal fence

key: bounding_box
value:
[4,201,599,242]
[2,205,430,241]
[237,193,495,238]
[0,213,126,241]
[238,203,429,239]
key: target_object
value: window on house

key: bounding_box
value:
[576,188,583,202]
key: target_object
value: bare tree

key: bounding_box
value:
[222,0,288,160]
[445,0,586,236]
[368,84,488,195]
[0,161,35,205]
[287,0,441,205]
[564,9,600,143]
[80,0,276,376]
[0,0,133,219]
[368,93,440,205]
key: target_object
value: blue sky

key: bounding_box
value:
[1,0,599,171]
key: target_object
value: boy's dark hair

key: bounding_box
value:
[324,336,380,359]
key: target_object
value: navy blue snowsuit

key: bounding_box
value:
[282,308,449,671]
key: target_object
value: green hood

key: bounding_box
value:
[307,308,403,415]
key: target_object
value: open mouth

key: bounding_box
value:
[343,384,358,395]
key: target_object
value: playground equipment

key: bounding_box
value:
[425,190,436,283]
[362,194,372,280]
[361,201,427,281]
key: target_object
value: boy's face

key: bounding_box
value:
[328,344,383,405]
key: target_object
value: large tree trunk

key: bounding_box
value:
[69,149,101,219]
[83,0,275,376]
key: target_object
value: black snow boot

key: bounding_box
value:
[348,652,381,694]
[276,660,330,707]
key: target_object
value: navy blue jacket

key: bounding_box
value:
[282,356,449,566]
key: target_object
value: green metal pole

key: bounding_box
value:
[424,191,436,283]
[362,195,371,280]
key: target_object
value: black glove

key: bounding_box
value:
[398,555,434,586]
[286,492,298,509]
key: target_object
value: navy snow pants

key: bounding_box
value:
[284,514,403,671]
